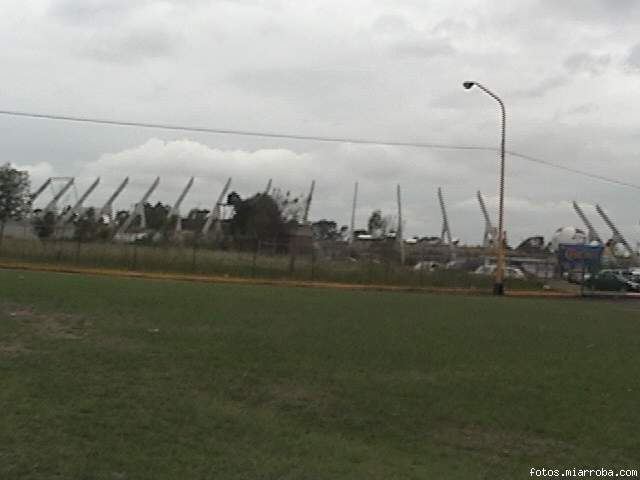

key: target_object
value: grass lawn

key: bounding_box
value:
[1,268,639,479]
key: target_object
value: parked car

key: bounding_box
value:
[445,259,466,270]
[584,269,640,292]
[565,270,591,284]
[413,261,442,272]
[473,265,525,279]
[619,269,640,283]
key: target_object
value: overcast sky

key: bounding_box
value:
[2,0,640,246]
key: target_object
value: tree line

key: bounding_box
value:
[1,163,398,247]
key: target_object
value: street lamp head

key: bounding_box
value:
[462,81,475,90]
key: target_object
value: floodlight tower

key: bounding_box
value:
[349,181,358,244]
[99,177,129,222]
[116,177,160,236]
[42,177,75,214]
[57,177,100,226]
[303,180,316,223]
[438,187,453,245]
[167,177,194,232]
[572,201,602,244]
[439,187,456,259]
[477,191,497,248]
[202,177,232,236]
[595,204,635,257]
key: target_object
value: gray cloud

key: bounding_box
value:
[48,0,147,24]
[2,0,640,245]
[563,52,611,75]
[566,103,599,116]
[371,14,411,35]
[432,18,470,36]
[626,43,640,70]
[391,39,455,59]
[80,28,180,63]
[512,76,568,99]
[538,0,640,21]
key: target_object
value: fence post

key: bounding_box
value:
[385,258,391,284]
[191,240,198,273]
[252,240,260,278]
[55,237,62,263]
[288,238,297,275]
[310,246,316,281]
[420,242,425,286]
[132,243,138,271]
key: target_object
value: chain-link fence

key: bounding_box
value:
[0,236,552,291]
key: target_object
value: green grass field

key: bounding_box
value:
[1,269,638,479]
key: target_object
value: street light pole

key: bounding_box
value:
[463,81,506,295]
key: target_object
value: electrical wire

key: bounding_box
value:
[1,108,639,191]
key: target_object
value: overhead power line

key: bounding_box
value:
[1,108,639,192]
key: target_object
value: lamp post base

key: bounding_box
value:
[493,283,504,296]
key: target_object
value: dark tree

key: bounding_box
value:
[367,210,388,238]
[312,219,339,241]
[0,163,31,244]
[114,210,130,228]
[143,202,169,230]
[227,191,242,208]
[230,193,286,242]
[182,208,209,232]
[33,211,56,239]
[74,208,100,242]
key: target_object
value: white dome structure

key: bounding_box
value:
[550,226,587,253]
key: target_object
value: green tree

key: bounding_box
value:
[0,163,31,245]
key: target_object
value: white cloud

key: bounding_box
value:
[12,161,55,190]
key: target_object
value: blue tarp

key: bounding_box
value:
[557,243,603,269]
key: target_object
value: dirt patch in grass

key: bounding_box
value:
[36,313,92,340]
[1,301,92,343]
[433,423,574,460]
[1,302,145,356]
[266,381,337,415]
[0,341,30,355]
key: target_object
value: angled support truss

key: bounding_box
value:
[202,177,232,236]
[58,177,100,226]
[572,201,602,244]
[116,177,160,236]
[477,190,498,248]
[42,177,75,214]
[100,177,129,222]
[167,177,194,233]
[303,180,315,223]
[397,184,404,265]
[438,187,453,245]
[349,181,358,244]
[31,178,52,203]
[595,204,635,257]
